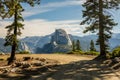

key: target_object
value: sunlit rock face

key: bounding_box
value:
[18,41,30,52]
[36,29,72,53]
[51,29,72,46]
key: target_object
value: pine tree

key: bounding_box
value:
[76,40,81,51]
[81,0,120,59]
[90,40,96,51]
[72,40,75,51]
[3,0,40,65]
[0,1,5,17]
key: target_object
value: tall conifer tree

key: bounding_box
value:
[3,0,40,64]
[72,40,75,51]
[0,0,5,17]
[90,40,96,51]
[81,0,120,59]
[76,40,81,51]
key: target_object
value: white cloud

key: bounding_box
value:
[1,0,120,38]
[22,19,84,37]
[22,8,51,17]
[0,20,12,38]
[41,0,85,8]
[22,0,85,18]
[0,19,89,38]
[1,18,120,38]
[0,27,6,38]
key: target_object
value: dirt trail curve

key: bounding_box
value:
[29,54,120,80]
[0,54,120,80]
[30,54,94,64]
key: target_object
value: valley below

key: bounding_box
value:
[0,54,120,80]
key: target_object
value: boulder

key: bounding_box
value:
[22,63,31,68]
[33,62,43,66]
[23,57,31,61]
[112,57,120,63]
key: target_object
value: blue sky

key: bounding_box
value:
[24,1,83,21]
[0,0,120,38]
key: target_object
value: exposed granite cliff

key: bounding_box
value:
[36,29,72,53]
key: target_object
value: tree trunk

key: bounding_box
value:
[95,0,107,60]
[8,6,17,65]
[8,43,16,65]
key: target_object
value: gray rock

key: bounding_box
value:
[22,63,31,68]
[51,29,72,45]
[3,68,10,73]
[36,29,72,53]
[18,41,30,52]
[33,62,43,66]
[14,62,31,68]
[11,68,18,73]
[112,57,120,63]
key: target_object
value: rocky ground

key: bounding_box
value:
[0,54,120,80]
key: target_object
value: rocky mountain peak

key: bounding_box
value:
[36,29,72,53]
[51,29,72,46]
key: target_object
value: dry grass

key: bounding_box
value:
[0,54,120,80]
[0,54,95,65]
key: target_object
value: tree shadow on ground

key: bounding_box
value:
[0,65,50,80]
[0,60,120,80]
[33,60,120,80]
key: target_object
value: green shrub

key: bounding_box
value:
[106,52,112,59]
[84,51,99,55]
[111,47,120,58]
[18,51,30,54]
[67,50,99,55]
[54,52,65,54]
[67,50,84,55]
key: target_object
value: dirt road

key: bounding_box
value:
[0,54,120,80]
[29,54,120,80]
[27,54,94,64]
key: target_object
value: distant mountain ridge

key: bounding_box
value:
[0,38,30,53]
[1,30,120,53]
[0,38,11,53]
[36,29,72,53]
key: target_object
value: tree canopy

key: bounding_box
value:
[0,0,40,64]
[81,0,120,59]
